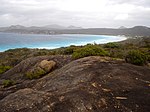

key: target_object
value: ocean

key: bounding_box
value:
[0,32,126,52]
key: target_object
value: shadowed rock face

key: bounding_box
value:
[0,56,150,112]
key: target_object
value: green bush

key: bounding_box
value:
[0,66,12,74]
[72,45,109,59]
[26,68,46,79]
[104,42,120,48]
[147,55,150,62]
[63,47,74,55]
[63,46,78,55]
[2,80,16,87]
[125,50,148,66]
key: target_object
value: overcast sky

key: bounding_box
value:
[0,0,150,28]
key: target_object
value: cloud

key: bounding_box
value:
[0,0,149,27]
[114,14,129,20]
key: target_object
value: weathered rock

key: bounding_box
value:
[26,60,56,79]
[0,56,150,112]
[0,88,56,112]
[39,60,56,72]
[0,55,72,81]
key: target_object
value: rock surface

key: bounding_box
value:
[0,55,72,81]
[39,60,56,72]
[0,56,150,112]
[26,60,56,79]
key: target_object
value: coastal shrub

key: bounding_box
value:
[143,38,150,48]
[33,49,56,56]
[33,51,48,56]
[72,45,109,59]
[125,50,147,66]
[0,66,12,74]
[54,49,65,55]
[26,68,46,79]
[109,49,125,58]
[63,46,77,55]
[63,47,74,55]
[2,80,16,87]
[147,55,150,62]
[104,42,120,48]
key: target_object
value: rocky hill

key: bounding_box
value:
[0,25,150,36]
[0,56,150,112]
[57,26,150,36]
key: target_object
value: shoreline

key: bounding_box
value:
[0,34,127,53]
[0,34,127,52]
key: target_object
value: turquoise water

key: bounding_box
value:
[0,32,126,52]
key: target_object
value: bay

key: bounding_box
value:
[0,32,126,52]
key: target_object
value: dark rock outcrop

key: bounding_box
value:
[0,55,72,81]
[0,56,150,112]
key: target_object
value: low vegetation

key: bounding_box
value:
[125,50,148,66]
[104,42,120,48]
[26,68,46,79]
[72,44,109,59]
[2,80,16,87]
[63,45,77,55]
[0,65,12,74]
[0,48,54,67]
